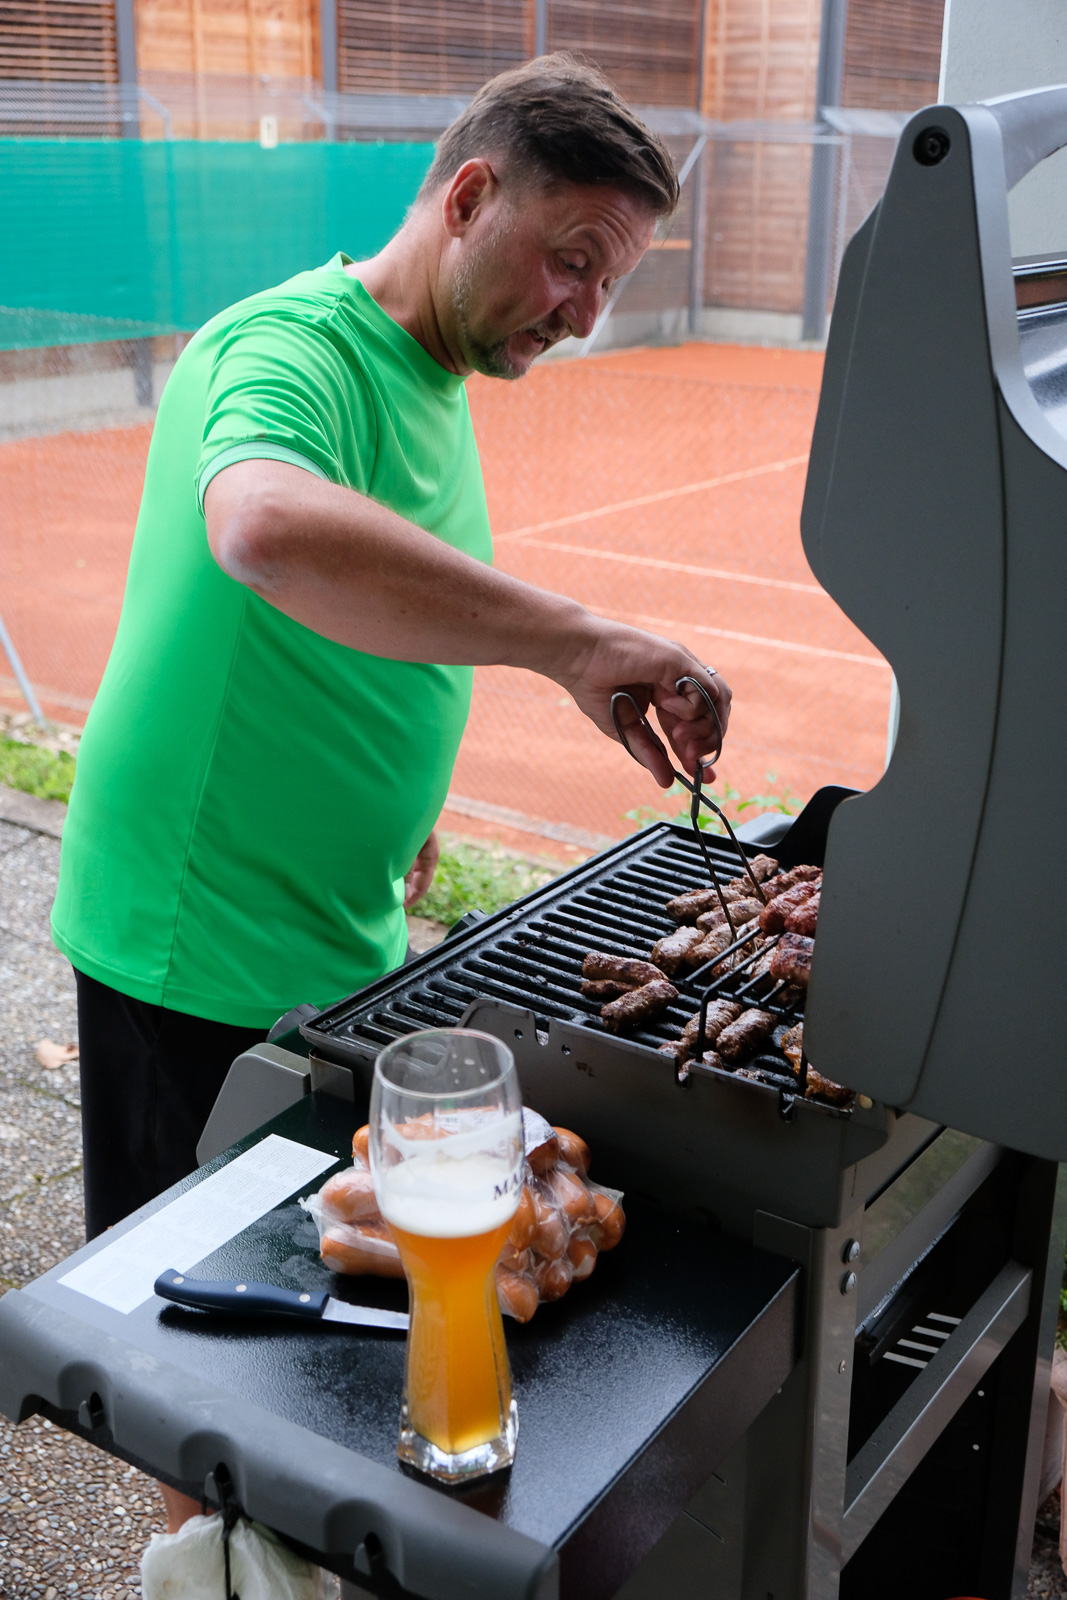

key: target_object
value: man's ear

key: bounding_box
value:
[441,159,498,238]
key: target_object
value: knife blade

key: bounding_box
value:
[154,1269,408,1331]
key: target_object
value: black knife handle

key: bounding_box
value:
[154,1269,329,1319]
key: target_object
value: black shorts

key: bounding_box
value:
[73,968,268,1240]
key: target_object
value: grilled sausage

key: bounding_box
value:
[651,924,706,975]
[665,886,728,923]
[680,1000,744,1051]
[581,978,630,1001]
[781,1022,804,1070]
[784,891,820,936]
[717,1008,777,1063]
[658,1038,692,1062]
[769,933,814,988]
[728,897,765,928]
[685,925,734,969]
[695,906,730,933]
[745,853,780,884]
[803,1067,853,1106]
[759,880,820,933]
[582,952,663,987]
[759,864,821,903]
[600,978,678,1033]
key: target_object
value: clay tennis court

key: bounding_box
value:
[0,340,890,852]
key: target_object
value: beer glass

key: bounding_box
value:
[369,1028,523,1483]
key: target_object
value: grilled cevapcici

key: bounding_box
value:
[577,853,851,1103]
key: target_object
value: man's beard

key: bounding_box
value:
[451,227,555,380]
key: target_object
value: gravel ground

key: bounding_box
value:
[0,817,164,1600]
[0,812,1063,1598]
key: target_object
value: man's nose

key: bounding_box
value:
[562,282,602,340]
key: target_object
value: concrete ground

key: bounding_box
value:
[0,811,1064,1598]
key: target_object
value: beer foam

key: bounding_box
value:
[377,1151,520,1238]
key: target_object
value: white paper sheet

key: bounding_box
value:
[58,1134,337,1314]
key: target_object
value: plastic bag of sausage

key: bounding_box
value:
[300,1108,624,1323]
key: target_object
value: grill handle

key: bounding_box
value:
[981,83,1067,191]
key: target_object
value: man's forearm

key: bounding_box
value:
[205,460,595,682]
[205,457,732,787]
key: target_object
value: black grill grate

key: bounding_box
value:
[304,818,816,1070]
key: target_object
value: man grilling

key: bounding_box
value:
[51,53,729,1530]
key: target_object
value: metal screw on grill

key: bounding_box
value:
[842,1239,860,1263]
[840,1271,858,1295]
[914,126,951,166]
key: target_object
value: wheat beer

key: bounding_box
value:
[370,1030,522,1482]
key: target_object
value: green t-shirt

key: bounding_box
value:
[52,255,492,1027]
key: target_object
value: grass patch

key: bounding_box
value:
[0,739,75,803]
[410,839,560,928]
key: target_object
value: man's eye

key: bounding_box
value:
[561,256,585,273]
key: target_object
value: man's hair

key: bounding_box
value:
[418,53,678,217]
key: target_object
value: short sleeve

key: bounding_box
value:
[195,307,376,513]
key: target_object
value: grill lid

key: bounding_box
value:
[801,88,1067,1160]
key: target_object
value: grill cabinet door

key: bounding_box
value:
[801,89,1067,1160]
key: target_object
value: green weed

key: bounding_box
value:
[410,839,559,928]
[0,739,76,803]
[625,773,803,836]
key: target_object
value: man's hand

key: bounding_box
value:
[548,617,732,788]
[404,831,440,910]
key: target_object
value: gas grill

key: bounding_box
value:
[4,83,1067,1600]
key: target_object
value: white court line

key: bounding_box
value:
[514,538,826,596]
[593,606,890,669]
[494,454,810,543]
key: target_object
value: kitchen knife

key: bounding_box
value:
[154,1269,408,1331]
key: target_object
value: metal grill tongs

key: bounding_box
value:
[610,676,768,939]
[611,677,799,1077]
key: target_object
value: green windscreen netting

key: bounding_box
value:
[0,138,435,349]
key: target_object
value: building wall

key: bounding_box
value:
[841,0,942,111]
[0,0,118,80]
[700,0,945,321]
[701,0,821,316]
[133,0,320,137]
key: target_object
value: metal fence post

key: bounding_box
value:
[534,0,547,59]
[0,612,45,727]
[114,0,140,138]
[801,0,848,342]
[689,143,708,337]
[320,0,338,105]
